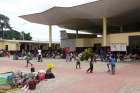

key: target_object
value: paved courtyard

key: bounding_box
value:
[0,57,140,93]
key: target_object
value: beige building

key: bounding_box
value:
[0,39,60,52]
[61,31,140,52]
[74,32,140,47]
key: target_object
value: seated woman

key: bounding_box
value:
[45,68,55,79]
[36,70,45,81]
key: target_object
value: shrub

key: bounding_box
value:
[80,48,93,61]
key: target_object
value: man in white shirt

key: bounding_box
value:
[38,49,42,62]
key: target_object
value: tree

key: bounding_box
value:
[24,32,32,40]
[0,14,12,38]
[21,31,32,40]
[2,30,32,40]
[0,14,32,40]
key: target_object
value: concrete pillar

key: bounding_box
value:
[102,17,107,46]
[76,29,78,38]
[49,25,52,47]
[120,25,123,32]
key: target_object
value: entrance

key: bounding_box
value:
[5,45,8,51]
[94,43,101,54]
[129,35,140,54]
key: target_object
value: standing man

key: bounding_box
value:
[66,53,70,62]
[64,48,70,62]
[100,48,104,62]
[38,48,42,62]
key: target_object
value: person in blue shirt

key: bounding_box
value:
[111,55,117,75]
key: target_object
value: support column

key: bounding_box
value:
[120,25,123,32]
[49,25,52,47]
[102,17,107,47]
[76,29,78,38]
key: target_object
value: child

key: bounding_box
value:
[75,55,81,69]
[26,52,33,67]
[107,53,111,72]
[31,65,35,73]
[87,55,95,73]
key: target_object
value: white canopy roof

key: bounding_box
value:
[20,0,140,31]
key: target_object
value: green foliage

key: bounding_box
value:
[0,30,32,40]
[3,30,21,40]
[23,32,32,40]
[0,14,12,31]
[0,14,32,40]
[80,48,93,61]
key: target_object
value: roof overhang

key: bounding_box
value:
[20,0,140,32]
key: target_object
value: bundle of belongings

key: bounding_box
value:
[0,71,39,91]
[21,73,39,91]
[0,67,55,91]
[0,72,14,90]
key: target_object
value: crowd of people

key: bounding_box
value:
[0,49,10,57]
[2,47,138,76]
[0,48,118,92]
[64,50,117,75]
[1,47,140,92]
[12,47,122,76]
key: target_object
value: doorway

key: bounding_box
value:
[129,35,140,54]
[5,45,8,51]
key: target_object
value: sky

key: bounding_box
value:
[0,0,97,42]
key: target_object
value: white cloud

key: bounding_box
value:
[0,0,97,41]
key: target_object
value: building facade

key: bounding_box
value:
[61,31,140,53]
[0,39,60,53]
